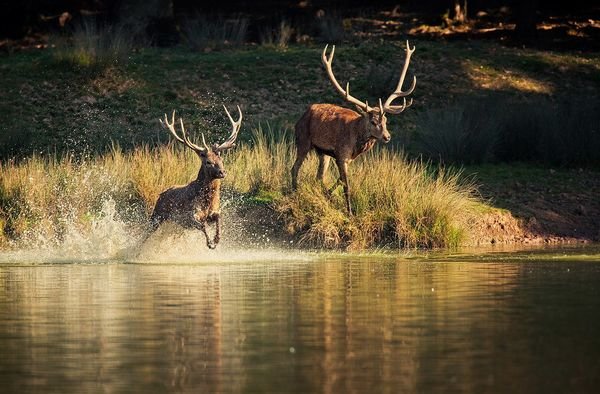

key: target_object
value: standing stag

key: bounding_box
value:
[148,105,242,249]
[291,41,417,215]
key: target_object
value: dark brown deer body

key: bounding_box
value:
[149,106,242,249]
[291,41,417,215]
[150,154,224,249]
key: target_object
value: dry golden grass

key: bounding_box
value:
[228,127,480,249]
[0,127,481,250]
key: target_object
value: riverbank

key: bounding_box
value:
[2,137,597,252]
[468,165,600,244]
[1,38,598,249]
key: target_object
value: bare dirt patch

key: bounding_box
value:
[471,167,600,244]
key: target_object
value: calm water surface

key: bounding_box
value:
[1,246,599,393]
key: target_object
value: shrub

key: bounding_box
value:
[415,96,499,165]
[496,99,600,166]
[364,63,399,101]
[414,95,600,167]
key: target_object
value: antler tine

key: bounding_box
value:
[159,110,207,153]
[160,110,186,144]
[178,117,207,153]
[322,45,372,113]
[383,40,417,115]
[200,133,210,151]
[216,105,243,152]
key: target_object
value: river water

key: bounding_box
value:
[0,245,599,393]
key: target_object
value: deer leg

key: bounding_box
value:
[138,213,162,246]
[316,154,331,184]
[336,159,353,215]
[192,220,215,249]
[291,145,311,190]
[207,212,221,246]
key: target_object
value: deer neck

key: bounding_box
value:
[353,118,377,157]
[192,170,221,194]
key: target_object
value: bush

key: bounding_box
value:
[414,95,600,167]
[415,96,499,165]
[364,63,399,101]
[496,99,600,166]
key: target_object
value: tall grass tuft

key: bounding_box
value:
[227,124,293,196]
[227,126,480,249]
[0,152,140,247]
[260,20,294,49]
[0,144,199,248]
[52,20,135,69]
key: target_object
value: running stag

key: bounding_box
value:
[149,105,242,249]
[291,41,417,215]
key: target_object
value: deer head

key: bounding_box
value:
[321,40,416,143]
[159,105,243,180]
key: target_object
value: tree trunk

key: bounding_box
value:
[453,0,468,24]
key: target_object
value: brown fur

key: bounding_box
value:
[291,103,390,215]
[145,106,241,250]
[150,149,226,249]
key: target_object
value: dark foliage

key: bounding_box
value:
[415,95,600,167]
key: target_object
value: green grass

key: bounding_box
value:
[1,40,598,159]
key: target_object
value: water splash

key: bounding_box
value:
[0,198,140,264]
[0,197,313,265]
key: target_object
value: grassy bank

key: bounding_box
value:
[0,127,481,250]
[1,39,599,164]
[2,31,599,247]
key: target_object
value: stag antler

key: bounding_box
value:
[382,40,417,115]
[322,45,373,113]
[322,41,417,115]
[214,105,242,152]
[159,111,209,153]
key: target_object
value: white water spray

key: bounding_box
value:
[0,197,313,265]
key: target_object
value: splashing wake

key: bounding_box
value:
[0,198,311,265]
